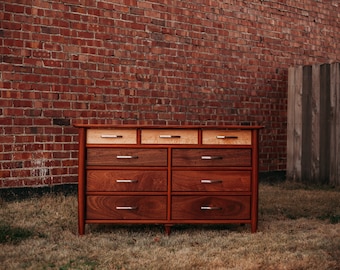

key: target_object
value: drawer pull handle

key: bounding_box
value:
[116,179,138,183]
[201,206,222,210]
[101,135,123,138]
[201,156,223,160]
[201,179,223,184]
[159,135,181,138]
[116,155,138,159]
[216,135,238,139]
[116,206,137,210]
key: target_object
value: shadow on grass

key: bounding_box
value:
[0,222,34,244]
[89,223,247,235]
[0,221,46,244]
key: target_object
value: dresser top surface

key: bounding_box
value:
[73,124,264,130]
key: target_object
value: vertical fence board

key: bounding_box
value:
[293,66,303,180]
[301,65,312,182]
[330,63,340,186]
[287,62,340,186]
[336,63,340,186]
[319,64,331,185]
[311,64,320,183]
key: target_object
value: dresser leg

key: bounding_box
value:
[251,223,257,233]
[164,225,172,235]
[79,223,85,236]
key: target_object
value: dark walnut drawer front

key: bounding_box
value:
[172,149,251,167]
[172,171,251,192]
[87,148,167,166]
[86,196,167,220]
[87,170,167,192]
[172,196,250,220]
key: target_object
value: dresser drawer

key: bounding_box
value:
[202,130,251,145]
[172,149,251,167]
[86,196,167,220]
[87,170,167,191]
[172,171,251,191]
[87,129,137,144]
[141,129,198,144]
[87,148,167,166]
[172,196,250,220]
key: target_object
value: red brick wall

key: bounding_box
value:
[1,0,340,187]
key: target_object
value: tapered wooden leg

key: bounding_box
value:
[78,221,85,235]
[165,225,172,235]
[251,222,257,233]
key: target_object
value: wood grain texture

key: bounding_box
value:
[76,125,261,234]
[171,196,250,220]
[86,196,167,220]
[87,170,167,192]
[172,171,251,192]
[319,64,331,184]
[288,63,340,185]
[141,129,198,144]
[87,129,137,144]
[287,66,303,181]
[172,149,251,167]
[330,63,340,186]
[301,65,312,182]
[87,148,168,166]
[293,66,303,181]
[202,130,251,145]
[311,64,320,183]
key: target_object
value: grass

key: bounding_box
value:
[0,222,35,244]
[0,182,339,270]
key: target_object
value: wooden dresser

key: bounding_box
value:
[74,124,262,235]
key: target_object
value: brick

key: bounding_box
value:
[53,118,70,126]
[1,0,340,187]
[2,55,23,64]
[5,3,25,13]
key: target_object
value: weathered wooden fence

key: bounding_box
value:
[287,63,340,186]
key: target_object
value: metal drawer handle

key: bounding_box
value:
[101,134,123,138]
[116,155,138,159]
[216,135,238,139]
[201,206,222,210]
[201,156,223,160]
[159,135,181,138]
[116,179,138,183]
[201,179,223,184]
[116,206,137,210]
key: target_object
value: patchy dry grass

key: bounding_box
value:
[0,182,340,270]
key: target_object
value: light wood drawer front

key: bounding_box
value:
[141,129,198,144]
[87,170,167,191]
[172,196,250,220]
[86,196,167,220]
[202,130,251,145]
[172,149,251,167]
[172,171,251,191]
[87,129,137,144]
[87,148,167,166]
